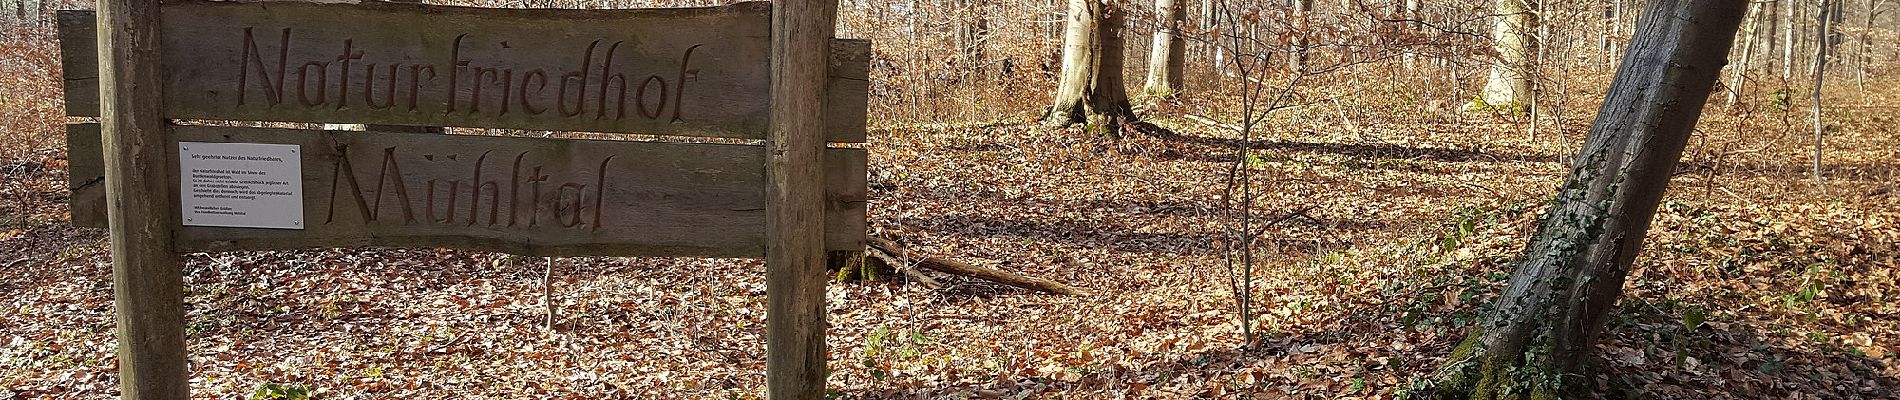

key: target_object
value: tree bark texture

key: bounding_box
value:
[1426,0,1746,398]
[1045,0,1131,128]
[1727,0,1764,106]
[1475,0,1536,113]
[1092,4,1131,117]
[1288,0,1313,73]
[1046,0,1100,126]
[1142,0,1186,97]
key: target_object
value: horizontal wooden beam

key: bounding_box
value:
[66,123,867,257]
[55,2,868,143]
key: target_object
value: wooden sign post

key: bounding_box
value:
[766,1,837,398]
[64,0,862,398]
[95,0,187,398]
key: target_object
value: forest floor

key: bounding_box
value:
[4,30,1900,399]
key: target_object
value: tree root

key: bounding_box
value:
[1408,329,1569,400]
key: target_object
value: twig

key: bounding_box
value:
[543,257,556,330]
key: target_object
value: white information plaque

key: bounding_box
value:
[178,142,305,229]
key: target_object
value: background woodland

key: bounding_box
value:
[2,0,1898,398]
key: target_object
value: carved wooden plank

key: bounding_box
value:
[54,1,868,143]
[55,11,97,118]
[66,123,106,228]
[67,125,866,257]
[825,38,870,143]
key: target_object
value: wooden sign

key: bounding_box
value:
[71,1,858,398]
[57,1,874,257]
[67,124,867,257]
[56,2,869,142]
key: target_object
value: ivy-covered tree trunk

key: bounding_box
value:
[1425,1,1746,399]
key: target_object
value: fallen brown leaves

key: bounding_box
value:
[4,24,1900,400]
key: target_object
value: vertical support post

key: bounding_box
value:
[767,0,836,398]
[96,0,187,398]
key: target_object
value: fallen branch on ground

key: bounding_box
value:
[861,246,941,290]
[866,237,1085,296]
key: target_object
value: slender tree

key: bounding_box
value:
[1422,0,1746,398]
[1755,0,1770,72]
[1728,0,1765,107]
[1859,0,1880,91]
[1812,0,1834,184]
[1783,0,1798,79]
[1403,0,1421,68]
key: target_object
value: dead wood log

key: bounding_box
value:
[861,246,941,289]
[866,237,1085,296]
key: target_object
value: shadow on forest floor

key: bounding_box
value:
[1130,121,1562,165]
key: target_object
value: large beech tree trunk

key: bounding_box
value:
[1473,0,1537,113]
[1046,0,1132,127]
[1094,3,1130,115]
[1426,0,1746,398]
[1141,0,1185,97]
[1047,0,1099,126]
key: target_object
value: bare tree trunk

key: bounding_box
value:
[1425,0,1746,398]
[1765,0,1780,74]
[1473,0,1536,113]
[1091,3,1133,121]
[1202,0,1220,80]
[1813,0,1832,184]
[1859,0,1877,93]
[1404,0,1421,69]
[1142,0,1186,98]
[1047,0,1101,126]
[1728,0,1765,107]
[1608,0,1623,66]
[1783,0,1799,80]
[1046,0,1132,128]
[1288,0,1313,73]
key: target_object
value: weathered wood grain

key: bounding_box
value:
[55,2,868,143]
[765,0,836,397]
[825,38,869,142]
[66,123,106,228]
[55,11,96,119]
[95,0,190,397]
[67,125,866,257]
